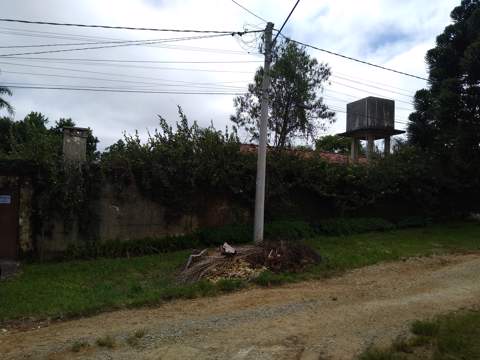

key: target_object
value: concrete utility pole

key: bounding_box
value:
[254,22,274,244]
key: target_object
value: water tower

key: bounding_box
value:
[338,96,404,162]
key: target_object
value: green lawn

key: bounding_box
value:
[1,221,479,324]
[359,309,480,359]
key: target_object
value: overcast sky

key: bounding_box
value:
[0,0,458,149]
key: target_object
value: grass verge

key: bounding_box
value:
[358,308,480,359]
[1,221,479,324]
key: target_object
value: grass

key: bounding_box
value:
[71,340,89,353]
[96,335,115,348]
[126,328,146,347]
[358,309,480,359]
[0,221,479,324]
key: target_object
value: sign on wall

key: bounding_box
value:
[0,195,12,204]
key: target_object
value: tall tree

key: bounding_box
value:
[0,85,14,115]
[231,40,334,149]
[408,0,480,159]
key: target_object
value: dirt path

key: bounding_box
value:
[2,254,480,360]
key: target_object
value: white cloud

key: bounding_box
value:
[0,0,458,148]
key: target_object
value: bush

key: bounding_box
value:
[264,220,315,241]
[396,216,431,229]
[65,234,199,259]
[196,224,252,246]
[315,218,396,236]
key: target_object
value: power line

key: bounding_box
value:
[4,84,243,95]
[273,0,301,44]
[0,33,232,57]
[0,26,260,56]
[331,75,414,98]
[284,36,428,81]
[0,60,250,87]
[230,0,268,23]
[328,80,414,106]
[7,56,262,64]
[0,18,262,34]
[0,38,172,49]
[0,70,247,91]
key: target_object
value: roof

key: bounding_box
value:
[239,144,366,164]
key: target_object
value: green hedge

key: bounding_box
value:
[315,218,396,236]
[63,217,431,260]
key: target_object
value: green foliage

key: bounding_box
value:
[0,112,100,243]
[96,335,115,348]
[315,135,352,154]
[0,84,14,115]
[101,106,249,216]
[408,0,480,161]
[65,234,200,259]
[264,220,315,240]
[231,39,334,149]
[359,309,480,360]
[410,320,439,337]
[316,218,396,236]
[196,224,252,246]
[71,341,89,353]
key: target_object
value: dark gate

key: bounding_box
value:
[0,187,19,259]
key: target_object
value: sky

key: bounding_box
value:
[0,0,459,149]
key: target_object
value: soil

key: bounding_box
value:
[1,253,480,360]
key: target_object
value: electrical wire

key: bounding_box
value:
[3,83,243,95]
[282,35,428,81]
[7,56,263,64]
[0,26,261,56]
[0,70,247,91]
[0,18,263,34]
[230,0,268,23]
[0,60,251,87]
[0,33,232,57]
[273,0,300,43]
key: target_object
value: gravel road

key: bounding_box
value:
[1,254,480,360]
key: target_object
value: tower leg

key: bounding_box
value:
[366,135,374,161]
[384,136,391,156]
[350,137,358,163]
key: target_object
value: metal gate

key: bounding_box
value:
[0,187,19,259]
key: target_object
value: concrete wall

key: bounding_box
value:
[39,182,250,254]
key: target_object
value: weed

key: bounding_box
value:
[216,279,245,292]
[410,320,439,337]
[96,335,115,348]
[71,340,89,353]
[134,328,146,338]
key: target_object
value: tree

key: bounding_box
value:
[0,85,14,115]
[315,135,351,154]
[407,0,480,159]
[231,40,334,149]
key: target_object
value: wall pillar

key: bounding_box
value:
[366,134,375,161]
[384,136,391,156]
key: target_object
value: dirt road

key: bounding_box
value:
[2,254,480,360]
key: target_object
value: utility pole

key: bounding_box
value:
[254,22,274,244]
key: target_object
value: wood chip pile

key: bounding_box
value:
[178,241,321,283]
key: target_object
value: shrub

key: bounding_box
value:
[315,218,396,236]
[264,220,315,241]
[196,224,252,246]
[65,234,199,260]
[411,319,439,337]
[396,216,431,229]
[96,335,115,348]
